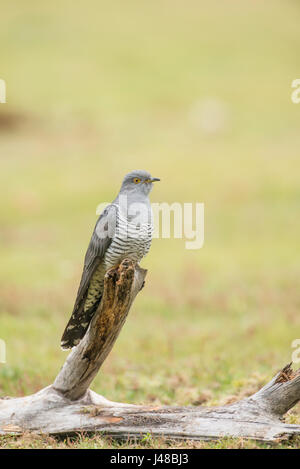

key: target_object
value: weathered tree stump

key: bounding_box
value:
[0,259,300,442]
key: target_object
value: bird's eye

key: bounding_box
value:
[133,177,141,184]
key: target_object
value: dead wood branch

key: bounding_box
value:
[0,260,299,443]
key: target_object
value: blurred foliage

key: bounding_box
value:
[0,0,300,448]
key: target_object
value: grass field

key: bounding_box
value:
[0,0,300,449]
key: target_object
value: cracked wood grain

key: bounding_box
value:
[53,259,147,400]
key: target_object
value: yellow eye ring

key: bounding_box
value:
[133,177,141,184]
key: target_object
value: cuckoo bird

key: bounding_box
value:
[61,170,160,349]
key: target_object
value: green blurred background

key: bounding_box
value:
[0,0,300,436]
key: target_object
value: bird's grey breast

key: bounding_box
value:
[104,201,153,269]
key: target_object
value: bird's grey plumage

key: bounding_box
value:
[61,170,159,349]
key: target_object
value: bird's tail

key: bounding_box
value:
[60,302,99,350]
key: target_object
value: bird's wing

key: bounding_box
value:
[72,203,117,310]
[60,204,117,349]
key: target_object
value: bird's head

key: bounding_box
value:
[120,170,160,197]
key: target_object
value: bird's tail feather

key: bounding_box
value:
[60,300,101,350]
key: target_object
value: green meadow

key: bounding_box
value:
[0,0,300,448]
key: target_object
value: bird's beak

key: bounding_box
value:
[149,177,160,183]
